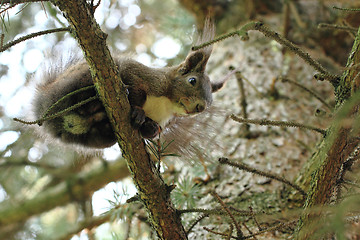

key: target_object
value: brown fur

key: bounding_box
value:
[32,19,224,149]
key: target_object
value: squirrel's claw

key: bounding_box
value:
[131,106,160,138]
[140,118,160,139]
[131,106,146,127]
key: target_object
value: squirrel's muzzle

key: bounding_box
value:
[180,97,207,115]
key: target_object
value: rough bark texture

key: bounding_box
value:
[48,0,187,239]
[295,26,360,239]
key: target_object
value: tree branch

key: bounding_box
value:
[48,0,187,239]
[0,27,69,52]
[0,0,45,4]
[0,159,129,227]
[57,212,112,240]
[295,26,360,239]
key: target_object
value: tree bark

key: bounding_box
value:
[48,0,187,239]
[295,26,360,239]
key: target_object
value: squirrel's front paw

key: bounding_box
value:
[131,107,160,138]
[131,106,146,128]
[140,118,160,139]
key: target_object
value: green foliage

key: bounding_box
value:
[172,177,201,209]
[146,139,180,160]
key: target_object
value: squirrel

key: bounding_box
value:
[31,19,224,150]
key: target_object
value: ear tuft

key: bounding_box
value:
[180,17,215,74]
[180,51,207,74]
[195,17,215,55]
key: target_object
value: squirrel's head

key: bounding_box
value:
[169,18,224,116]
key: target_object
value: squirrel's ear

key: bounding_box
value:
[179,17,215,75]
[211,81,225,92]
[180,50,211,74]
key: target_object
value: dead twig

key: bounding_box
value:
[230,115,327,135]
[219,158,307,197]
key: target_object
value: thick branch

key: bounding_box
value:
[0,160,128,227]
[48,0,187,239]
[295,26,360,239]
[57,212,112,240]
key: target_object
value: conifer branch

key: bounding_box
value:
[280,77,333,111]
[249,206,262,231]
[178,208,254,217]
[318,23,358,36]
[204,220,297,239]
[211,191,243,238]
[226,224,234,240]
[185,214,209,235]
[203,227,231,238]
[42,85,96,118]
[193,22,340,85]
[230,115,327,135]
[0,27,69,52]
[219,158,307,197]
[14,95,98,125]
[235,71,250,133]
[244,220,297,239]
[333,6,360,12]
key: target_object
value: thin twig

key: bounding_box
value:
[333,6,360,12]
[243,220,297,239]
[226,224,234,240]
[192,22,255,50]
[203,227,233,238]
[288,1,306,29]
[229,66,263,97]
[14,85,96,125]
[42,85,96,118]
[1,0,45,4]
[229,207,261,217]
[336,142,360,202]
[254,23,339,83]
[124,215,132,240]
[0,34,4,47]
[235,71,249,119]
[193,22,339,85]
[14,95,98,125]
[235,71,251,135]
[0,159,57,170]
[212,191,243,238]
[343,180,360,189]
[178,208,253,217]
[205,220,297,239]
[0,27,70,52]
[0,2,17,15]
[280,77,333,111]
[318,23,358,35]
[282,2,290,40]
[249,206,262,231]
[242,222,258,240]
[219,158,307,197]
[230,115,327,135]
[186,214,209,235]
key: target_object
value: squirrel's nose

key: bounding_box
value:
[195,103,205,112]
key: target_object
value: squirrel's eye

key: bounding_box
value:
[188,77,197,86]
